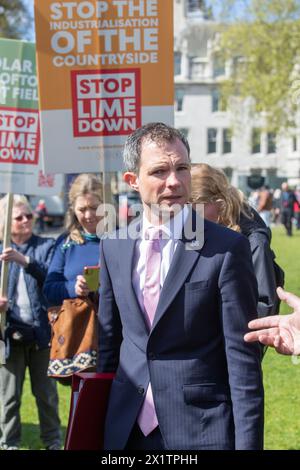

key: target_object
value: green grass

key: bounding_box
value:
[263,225,300,449]
[14,226,300,449]
[20,378,71,450]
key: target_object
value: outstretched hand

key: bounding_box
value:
[244,287,300,355]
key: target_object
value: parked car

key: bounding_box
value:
[29,195,65,227]
[117,192,142,227]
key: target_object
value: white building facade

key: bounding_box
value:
[174,0,300,190]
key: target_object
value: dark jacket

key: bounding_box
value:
[280,190,299,213]
[98,213,263,450]
[239,209,278,317]
[0,234,55,349]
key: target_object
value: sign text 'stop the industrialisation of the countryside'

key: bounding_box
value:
[34,0,174,173]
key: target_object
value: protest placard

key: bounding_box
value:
[0,38,63,195]
[34,0,174,173]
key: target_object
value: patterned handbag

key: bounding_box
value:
[47,297,98,385]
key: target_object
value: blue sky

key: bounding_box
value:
[23,0,247,42]
[24,0,35,40]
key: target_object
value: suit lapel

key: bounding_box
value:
[118,210,207,335]
[152,209,207,330]
[151,240,201,330]
[118,229,150,334]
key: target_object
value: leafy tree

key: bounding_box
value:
[209,0,300,131]
[0,0,32,40]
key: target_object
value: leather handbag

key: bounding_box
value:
[47,297,98,385]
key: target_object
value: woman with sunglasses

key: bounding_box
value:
[0,195,61,450]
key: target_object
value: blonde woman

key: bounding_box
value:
[44,174,103,305]
[43,174,103,379]
[191,163,281,319]
[0,195,61,450]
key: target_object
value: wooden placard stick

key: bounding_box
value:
[0,193,13,365]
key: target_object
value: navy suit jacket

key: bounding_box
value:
[97,212,264,450]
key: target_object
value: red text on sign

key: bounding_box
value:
[0,108,40,165]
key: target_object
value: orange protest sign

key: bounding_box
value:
[34,0,174,173]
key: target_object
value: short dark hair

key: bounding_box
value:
[123,122,191,173]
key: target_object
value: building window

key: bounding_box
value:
[179,128,189,139]
[212,89,219,112]
[232,56,246,76]
[175,89,185,112]
[189,58,206,79]
[252,129,261,154]
[223,129,232,154]
[223,167,233,180]
[213,54,225,78]
[293,136,297,152]
[267,132,276,154]
[212,89,226,112]
[208,128,217,153]
[187,0,201,13]
[174,51,181,76]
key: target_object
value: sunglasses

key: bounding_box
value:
[14,213,33,222]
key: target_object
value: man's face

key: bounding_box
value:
[125,137,191,221]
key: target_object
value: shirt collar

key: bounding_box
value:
[142,205,189,240]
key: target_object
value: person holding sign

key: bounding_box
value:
[97,122,264,450]
[43,174,103,380]
[0,195,61,450]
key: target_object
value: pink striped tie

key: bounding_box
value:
[138,227,161,436]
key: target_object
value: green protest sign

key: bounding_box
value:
[0,38,63,195]
[0,38,38,109]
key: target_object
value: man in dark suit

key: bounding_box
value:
[97,122,264,450]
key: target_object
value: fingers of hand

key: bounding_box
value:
[1,248,18,262]
[244,328,278,343]
[248,316,280,330]
[277,287,300,311]
[274,335,281,349]
[76,288,89,297]
[258,334,278,347]
[75,279,89,297]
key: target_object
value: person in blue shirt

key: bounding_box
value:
[43,174,103,378]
